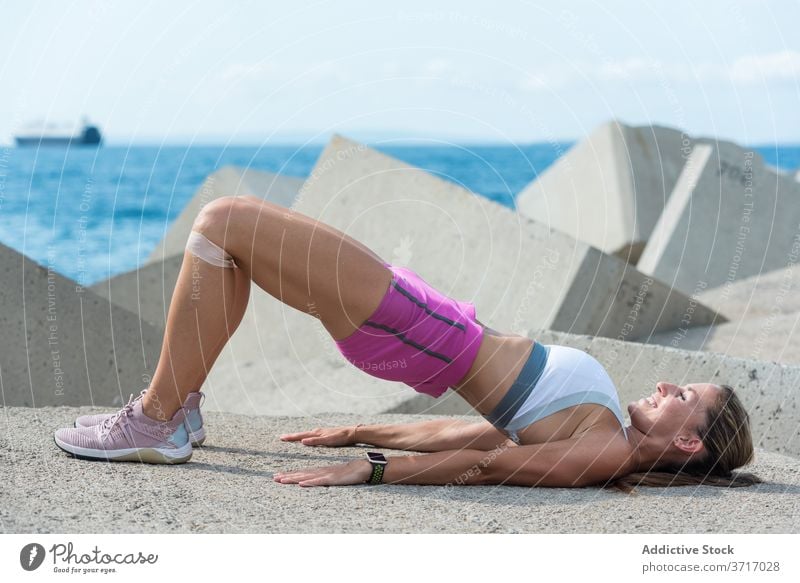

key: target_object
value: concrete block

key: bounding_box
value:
[638,142,800,295]
[0,242,163,407]
[516,121,698,263]
[147,166,304,264]
[698,264,800,321]
[646,263,800,365]
[292,134,722,343]
[92,167,301,328]
[646,312,800,366]
[90,254,183,328]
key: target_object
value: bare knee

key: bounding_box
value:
[239,194,262,205]
[192,196,250,243]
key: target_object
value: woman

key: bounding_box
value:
[54,195,762,492]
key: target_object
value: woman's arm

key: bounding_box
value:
[356,418,514,451]
[274,430,631,488]
[380,431,632,488]
[281,418,514,452]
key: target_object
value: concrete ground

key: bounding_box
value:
[2,407,798,534]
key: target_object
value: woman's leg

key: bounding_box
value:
[141,237,251,422]
[141,194,393,422]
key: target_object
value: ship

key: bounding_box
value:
[14,117,103,147]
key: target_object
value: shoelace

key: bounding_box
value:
[99,392,140,441]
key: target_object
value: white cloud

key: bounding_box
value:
[730,50,800,84]
[519,74,551,91]
[422,58,452,76]
[597,57,659,81]
[516,51,800,92]
[219,60,351,89]
[220,62,280,83]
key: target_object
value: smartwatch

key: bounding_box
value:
[365,451,388,484]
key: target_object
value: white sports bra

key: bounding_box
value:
[500,344,629,444]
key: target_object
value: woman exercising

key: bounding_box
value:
[54,195,762,492]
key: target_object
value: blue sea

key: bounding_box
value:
[0,142,798,287]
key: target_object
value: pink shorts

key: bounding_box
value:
[334,262,485,397]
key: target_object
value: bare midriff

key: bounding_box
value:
[451,325,625,445]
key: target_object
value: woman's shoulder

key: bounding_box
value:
[581,425,637,473]
[569,426,637,483]
[513,427,636,486]
[572,422,635,459]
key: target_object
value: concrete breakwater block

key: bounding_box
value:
[638,142,800,295]
[645,263,800,365]
[292,134,722,342]
[94,167,303,328]
[90,254,183,328]
[147,166,304,264]
[531,329,799,458]
[646,312,800,366]
[0,242,163,407]
[697,263,800,321]
[516,121,700,263]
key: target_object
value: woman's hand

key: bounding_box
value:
[279,425,359,447]
[273,459,372,487]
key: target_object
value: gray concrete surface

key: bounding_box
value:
[146,166,304,265]
[516,121,702,263]
[293,134,722,341]
[0,242,163,408]
[2,407,796,534]
[638,142,800,295]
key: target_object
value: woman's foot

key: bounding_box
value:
[54,394,193,464]
[74,391,207,447]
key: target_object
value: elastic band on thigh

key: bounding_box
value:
[185,230,238,269]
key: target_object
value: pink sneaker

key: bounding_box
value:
[55,394,193,464]
[74,390,206,447]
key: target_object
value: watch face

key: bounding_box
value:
[367,452,387,464]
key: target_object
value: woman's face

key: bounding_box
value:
[628,382,722,444]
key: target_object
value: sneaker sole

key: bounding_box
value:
[74,420,206,448]
[54,436,192,464]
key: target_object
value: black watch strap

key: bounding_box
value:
[365,451,388,485]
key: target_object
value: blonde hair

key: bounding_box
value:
[604,384,763,494]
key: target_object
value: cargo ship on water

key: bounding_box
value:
[14,117,103,147]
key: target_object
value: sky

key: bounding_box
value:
[1,0,799,145]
